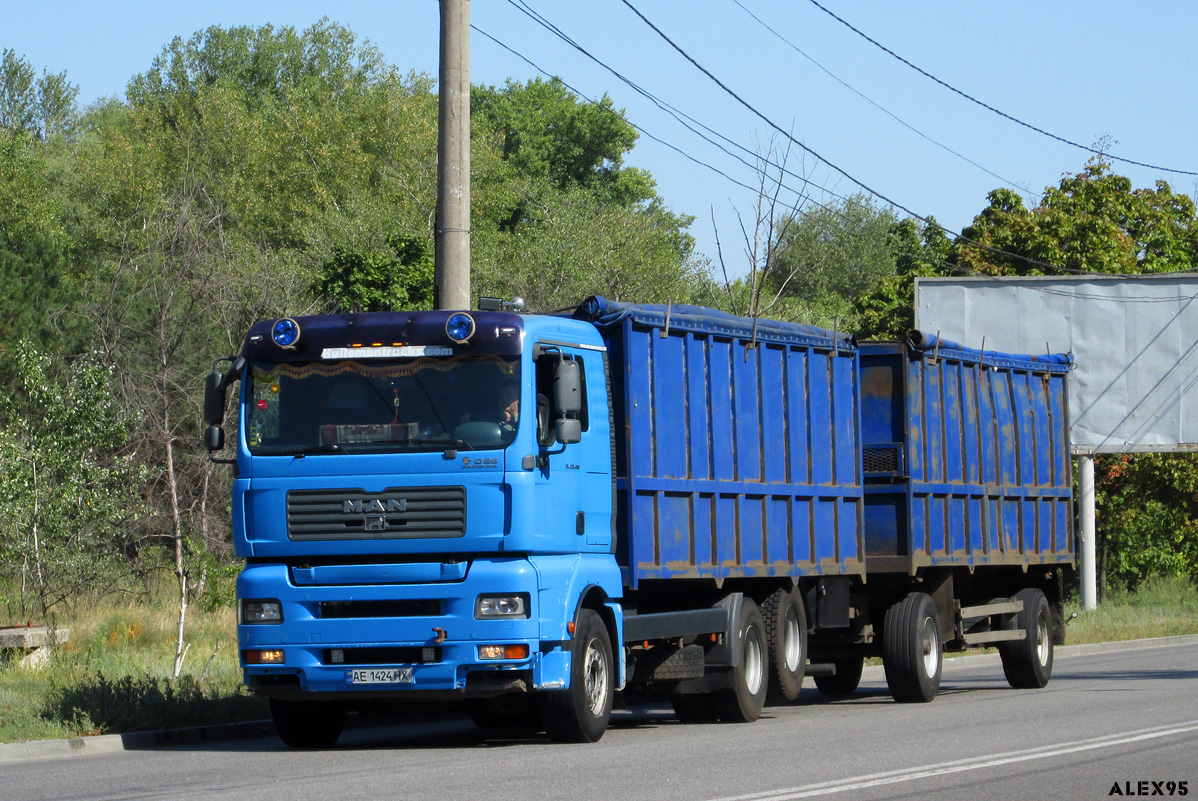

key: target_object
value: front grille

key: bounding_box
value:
[323,646,442,665]
[287,486,466,540]
[320,600,442,619]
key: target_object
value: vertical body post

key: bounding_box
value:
[436,0,471,311]
[1079,454,1097,610]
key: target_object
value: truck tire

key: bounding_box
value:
[269,698,347,748]
[882,592,942,703]
[538,609,613,743]
[761,588,807,703]
[670,692,716,723]
[813,656,864,696]
[999,588,1054,689]
[710,597,768,723]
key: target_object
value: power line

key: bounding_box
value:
[804,0,1198,178]
[730,0,1025,194]
[617,0,1103,277]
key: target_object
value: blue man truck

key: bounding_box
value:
[203,297,1074,746]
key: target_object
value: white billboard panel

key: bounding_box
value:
[915,275,1198,454]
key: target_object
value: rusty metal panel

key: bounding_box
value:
[860,333,1074,571]
[576,298,864,588]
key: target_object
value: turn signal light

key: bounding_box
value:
[478,644,530,660]
[243,649,285,664]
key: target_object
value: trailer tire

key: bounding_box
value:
[538,609,613,743]
[762,588,807,703]
[269,698,347,748]
[882,592,942,703]
[813,656,864,696]
[710,597,768,723]
[999,588,1054,689]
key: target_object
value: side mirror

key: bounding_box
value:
[553,359,582,415]
[555,418,582,445]
[204,425,225,452]
[204,370,227,426]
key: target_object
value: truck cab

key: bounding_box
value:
[205,308,624,745]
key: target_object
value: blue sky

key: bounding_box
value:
[4,1,1196,276]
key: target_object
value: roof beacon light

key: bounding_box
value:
[271,318,301,349]
[446,312,476,344]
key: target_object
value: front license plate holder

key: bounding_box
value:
[348,667,414,685]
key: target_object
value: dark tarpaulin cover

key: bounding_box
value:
[906,330,1073,373]
[574,295,856,351]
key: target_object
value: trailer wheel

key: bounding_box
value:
[538,609,613,742]
[762,588,808,703]
[999,588,1054,689]
[882,592,942,703]
[813,656,864,696]
[269,698,347,748]
[711,597,768,723]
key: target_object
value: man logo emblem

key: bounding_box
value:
[343,498,407,514]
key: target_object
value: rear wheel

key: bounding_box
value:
[813,656,864,696]
[269,698,347,748]
[999,588,1054,689]
[710,597,768,723]
[538,609,613,743]
[761,588,807,703]
[882,592,942,703]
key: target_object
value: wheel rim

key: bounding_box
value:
[782,607,803,672]
[583,639,609,717]
[744,626,765,695]
[920,615,940,677]
[1035,610,1050,666]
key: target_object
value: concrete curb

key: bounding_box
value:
[5,634,1198,763]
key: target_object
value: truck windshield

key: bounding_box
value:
[246,355,520,454]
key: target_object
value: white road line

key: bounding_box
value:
[708,720,1198,801]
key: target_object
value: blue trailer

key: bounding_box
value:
[204,298,1074,745]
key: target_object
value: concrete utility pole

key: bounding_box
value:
[435,0,471,311]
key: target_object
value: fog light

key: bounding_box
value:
[478,644,530,660]
[244,649,285,664]
[330,649,345,664]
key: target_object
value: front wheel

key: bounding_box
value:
[538,609,613,743]
[269,698,347,748]
[882,592,942,703]
[999,588,1054,689]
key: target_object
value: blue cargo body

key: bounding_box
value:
[576,297,865,587]
[859,332,1074,572]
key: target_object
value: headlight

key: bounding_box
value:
[241,599,283,624]
[475,594,529,619]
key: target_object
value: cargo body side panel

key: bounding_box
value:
[860,337,1074,572]
[581,301,865,588]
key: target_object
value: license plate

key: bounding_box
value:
[349,667,414,684]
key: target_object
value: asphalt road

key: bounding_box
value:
[8,639,1197,801]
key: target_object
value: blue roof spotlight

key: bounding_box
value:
[446,312,476,344]
[271,318,301,349]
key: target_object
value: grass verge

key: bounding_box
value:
[0,595,266,744]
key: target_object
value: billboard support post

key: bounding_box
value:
[1079,454,1097,611]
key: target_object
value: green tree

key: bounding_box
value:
[852,217,952,340]
[0,342,142,617]
[316,235,434,312]
[0,49,37,134]
[763,194,899,329]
